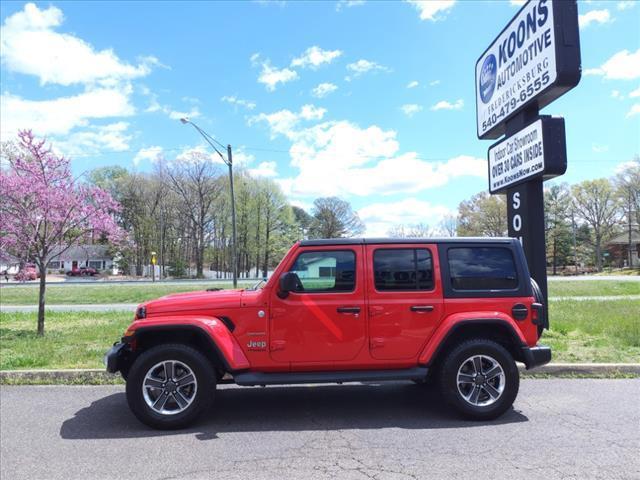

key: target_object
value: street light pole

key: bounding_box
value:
[227,144,238,288]
[180,118,238,288]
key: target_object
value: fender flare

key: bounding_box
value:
[130,316,250,372]
[418,313,527,366]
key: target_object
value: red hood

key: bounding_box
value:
[143,289,243,315]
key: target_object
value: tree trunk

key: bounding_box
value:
[552,237,557,276]
[37,267,47,336]
[595,235,602,272]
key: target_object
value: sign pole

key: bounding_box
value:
[503,105,548,304]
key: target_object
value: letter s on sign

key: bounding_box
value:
[512,191,520,210]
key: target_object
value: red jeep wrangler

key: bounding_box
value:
[105,238,550,429]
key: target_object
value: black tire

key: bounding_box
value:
[126,343,216,429]
[439,339,519,421]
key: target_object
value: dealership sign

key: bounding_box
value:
[488,116,566,194]
[475,0,581,139]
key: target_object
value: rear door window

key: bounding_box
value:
[373,249,434,291]
[447,247,518,291]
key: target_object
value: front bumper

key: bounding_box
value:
[521,345,552,370]
[104,342,129,373]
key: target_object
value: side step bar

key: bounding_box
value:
[233,367,429,386]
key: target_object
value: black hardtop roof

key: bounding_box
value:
[299,237,518,247]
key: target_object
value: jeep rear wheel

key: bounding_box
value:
[439,339,519,420]
[126,344,215,429]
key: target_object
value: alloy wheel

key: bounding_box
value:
[456,354,505,407]
[142,360,198,415]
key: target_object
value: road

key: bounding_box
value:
[1,380,638,480]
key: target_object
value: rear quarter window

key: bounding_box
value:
[447,247,518,291]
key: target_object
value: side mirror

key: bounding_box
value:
[278,272,300,298]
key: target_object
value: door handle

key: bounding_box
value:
[410,305,434,312]
[337,307,361,314]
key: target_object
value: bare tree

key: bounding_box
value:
[161,154,223,278]
[457,192,507,237]
[572,179,621,271]
[309,197,365,238]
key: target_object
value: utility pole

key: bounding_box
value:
[180,118,238,288]
[629,187,633,268]
[227,144,238,288]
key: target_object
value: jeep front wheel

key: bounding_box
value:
[439,339,519,420]
[126,344,215,429]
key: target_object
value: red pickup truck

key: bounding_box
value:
[106,238,550,429]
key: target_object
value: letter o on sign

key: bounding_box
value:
[513,214,522,232]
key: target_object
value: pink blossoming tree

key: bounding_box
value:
[0,131,124,335]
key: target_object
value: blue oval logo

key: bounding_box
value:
[479,54,497,104]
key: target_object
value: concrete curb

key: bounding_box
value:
[1,364,639,384]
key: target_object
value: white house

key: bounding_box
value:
[0,252,20,275]
[48,245,115,273]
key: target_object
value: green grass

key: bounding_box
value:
[547,280,639,297]
[0,279,638,305]
[543,298,640,363]
[0,298,638,371]
[0,310,130,370]
[0,281,254,305]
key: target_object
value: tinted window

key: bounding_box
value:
[448,247,517,290]
[374,249,434,291]
[289,250,355,292]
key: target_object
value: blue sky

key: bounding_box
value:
[1,0,639,235]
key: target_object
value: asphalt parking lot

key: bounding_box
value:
[1,379,639,480]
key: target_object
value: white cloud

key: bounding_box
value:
[254,108,484,198]
[257,61,299,91]
[429,80,440,86]
[0,87,134,138]
[133,145,163,166]
[291,46,342,69]
[617,1,636,10]
[345,59,390,80]
[615,160,640,174]
[406,0,455,21]
[359,199,453,236]
[249,104,327,138]
[611,90,624,100]
[221,95,256,110]
[591,144,609,153]
[168,108,201,121]
[626,104,640,118]
[584,49,640,80]
[407,80,419,88]
[430,98,464,111]
[312,82,338,98]
[629,86,640,98]
[336,0,365,11]
[0,3,158,86]
[401,104,422,117]
[509,0,526,5]
[249,161,278,178]
[579,9,611,28]
[52,122,132,159]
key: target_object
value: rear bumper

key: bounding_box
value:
[104,342,129,373]
[521,345,552,370]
